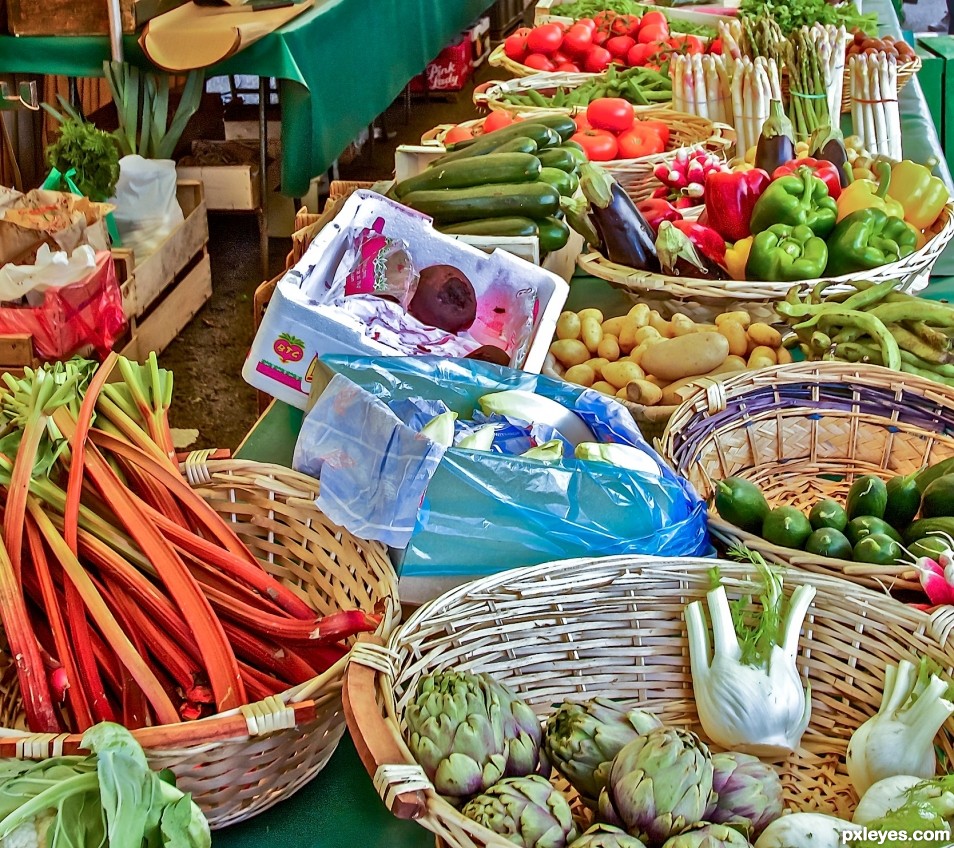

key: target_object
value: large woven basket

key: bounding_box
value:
[487,44,600,80]
[0,457,399,829]
[577,202,954,323]
[658,362,954,594]
[343,555,954,848]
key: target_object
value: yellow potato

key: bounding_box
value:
[602,360,646,390]
[578,308,604,324]
[618,317,642,353]
[776,346,793,364]
[616,387,630,400]
[748,322,783,348]
[718,320,748,358]
[671,314,696,337]
[550,339,590,368]
[585,357,609,376]
[644,375,667,388]
[556,311,581,340]
[641,332,730,382]
[581,316,603,353]
[708,357,747,376]
[627,303,651,327]
[633,325,662,345]
[714,310,752,329]
[592,380,617,395]
[626,379,663,406]
[629,342,648,366]
[649,313,674,338]
[601,316,628,337]
[748,345,778,366]
[564,364,596,387]
[598,333,621,362]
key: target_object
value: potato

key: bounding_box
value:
[616,387,630,400]
[578,308,604,324]
[618,317,642,353]
[585,357,609,376]
[627,303,651,327]
[556,311,581,340]
[777,345,793,364]
[602,360,645,390]
[649,313,674,338]
[550,339,590,368]
[598,333,621,362]
[581,316,603,353]
[749,345,778,366]
[592,380,617,395]
[715,310,752,329]
[634,325,662,345]
[641,332,730,383]
[748,322,783,348]
[626,379,663,406]
[718,320,748,358]
[601,316,628,337]
[629,342,648,366]
[644,375,667,388]
[716,355,748,373]
[564,364,596,387]
[671,314,696,337]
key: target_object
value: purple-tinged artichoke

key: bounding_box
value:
[545,699,662,802]
[461,775,580,848]
[569,823,649,847]
[598,727,714,846]
[705,752,783,839]
[661,823,753,848]
[405,670,547,803]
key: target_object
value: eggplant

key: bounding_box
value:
[810,124,850,187]
[656,221,727,280]
[754,99,796,174]
[579,164,660,272]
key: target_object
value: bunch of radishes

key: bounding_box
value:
[652,147,728,206]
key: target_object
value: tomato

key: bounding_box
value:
[626,43,654,66]
[586,97,635,133]
[444,126,474,145]
[639,10,668,29]
[682,34,705,54]
[591,29,611,46]
[550,50,571,65]
[574,113,592,132]
[523,52,556,71]
[593,10,616,28]
[562,23,593,55]
[575,17,597,31]
[482,112,514,133]
[527,23,564,54]
[555,62,582,72]
[504,32,528,60]
[709,37,723,55]
[610,14,640,36]
[605,35,636,58]
[617,125,666,158]
[638,119,671,147]
[570,129,619,161]
[638,24,669,45]
[583,46,613,73]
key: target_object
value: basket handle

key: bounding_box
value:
[342,636,430,821]
[706,123,737,152]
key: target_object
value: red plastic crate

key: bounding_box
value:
[410,35,473,92]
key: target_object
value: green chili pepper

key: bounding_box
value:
[824,208,919,277]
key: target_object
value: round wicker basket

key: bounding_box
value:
[577,202,954,323]
[487,44,601,79]
[343,554,954,848]
[0,457,399,829]
[658,362,954,594]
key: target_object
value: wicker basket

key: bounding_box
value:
[577,202,954,323]
[0,458,399,829]
[487,44,600,79]
[658,362,954,594]
[343,554,954,848]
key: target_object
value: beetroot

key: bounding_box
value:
[408,265,477,333]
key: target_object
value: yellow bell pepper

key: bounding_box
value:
[725,236,753,281]
[887,160,950,230]
[836,161,905,222]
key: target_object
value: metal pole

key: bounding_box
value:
[259,76,269,280]
[105,0,124,63]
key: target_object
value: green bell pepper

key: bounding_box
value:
[745,224,829,282]
[749,165,838,239]
[825,208,919,276]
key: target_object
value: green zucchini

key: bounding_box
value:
[493,137,539,155]
[904,516,954,544]
[444,114,577,151]
[434,124,562,165]
[394,153,542,199]
[537,167,578,197]
[536,147,579,173]
[438,217,540,237]
[536,216,571,252]
[402,183,561,224]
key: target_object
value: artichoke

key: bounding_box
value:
[661,823,753,848]
[705,753,783,839]
[461,775,580,848]
[598,727,714,846]
[546,699,662,802]
[569,823,649,847]
[405,670,547,802]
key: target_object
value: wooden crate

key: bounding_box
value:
[6,0,186,35]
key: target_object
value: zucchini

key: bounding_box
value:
[444,114,577,151]
[537,167,579,197]
[439,217,540,237]
[904,516,954,544]
[402,183,561,224]
[537,147,579,173]
[394,153,542,199]
[494,137,539,155]
[434,124,563,165]
[536,216,571,252]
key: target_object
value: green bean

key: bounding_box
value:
[899,350,954,378]
[906,320,950,352]
[899,362,954,387]
[779,279,898,319]
[889,326,952,365]
[795,307,900,370]
[834,341,884,364]
[552,89,566,108]
[527,90,548,107]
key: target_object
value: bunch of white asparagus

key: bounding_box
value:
[849,52,901,160]
[731,56,782,155]
[809,23,850,127]
[718,20,744,75]
[670,54,731,124]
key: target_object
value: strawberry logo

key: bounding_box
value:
[273,333,305,364]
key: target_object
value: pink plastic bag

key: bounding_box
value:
[0,251,127,360]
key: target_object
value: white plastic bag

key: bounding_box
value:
[110,155,183,259]
[0,244,98,304]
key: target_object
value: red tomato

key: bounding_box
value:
[682,34,705,54]
[583,46,613,72]
[574,113,592,132]
[527,23,564,54]
[482,112,514,133]
[638,24,669,45]
[562,23,594,55]
[586,97,636,133]
[444,126,474,145]
[571,129,619,161]
[617,125,666,158]
[638,119,671,146]
[523,52,556,71]
[626,43,654,66]
[555,62,582,72]
[639,10,668,29]
[610,14,640,36]
[593,10,616,28]
[709,37,723,55]
[575,17,597,31]
[550,50,571,65]
[605,35,636,58]
[591,30,611,46]
[504,32,528,60]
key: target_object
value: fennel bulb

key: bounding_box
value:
[477,390,594,447]
[853,775,934,825]
[456,424,496,452]
[846,659,954,797]
[753,813,850,848]
[573,442,661,477]
[684,556,816,756]
[418,411,458,448]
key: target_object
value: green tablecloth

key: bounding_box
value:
[0,0,493,197]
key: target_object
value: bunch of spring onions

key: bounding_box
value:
[0,355,379,734]
[670,54,731,124]
[731,56,782,156]
[809,23,850,131]
[785,29,831,142]
[850,52,902,161]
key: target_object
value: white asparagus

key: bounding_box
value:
[850,55,863,146]
[887,54,902,160]
[671,58,683,113]
[862,56,877,155]
[694,55,708,119]
[714,55,731,124]
[871,53,888,156]
[731,56,747,152]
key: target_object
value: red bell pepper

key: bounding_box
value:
[636,198,683,234]
[672,219,727,265]
[704,169,770,243]
[772,158,842,200]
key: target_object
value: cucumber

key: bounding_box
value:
[537,148,579,173]
[845,475,887,520]
[904,516,954,544]
[714,477,769,534]
[538,167,579,197]
[916,456,954,492]
[560,143,589,166]
[536,217,571,252]
[401,182,561,224]
[883,473,922,529]
[762,506,812,549]
[434,123,564,165]
[493,138,539,155]
[809,499,848,532]
[439,217,540,237]
[394,153,542,199]
[805,527,853,560]
[853,533,904,565]
[845,515,902,546]
[907,536,951,561]
[443,113,576,147]
[921,475,954,518]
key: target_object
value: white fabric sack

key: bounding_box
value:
[0,244,98,304]
[110,155,183,259]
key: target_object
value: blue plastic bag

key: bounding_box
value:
[294,355,710,577]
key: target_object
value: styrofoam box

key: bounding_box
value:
[243,190,569,409]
